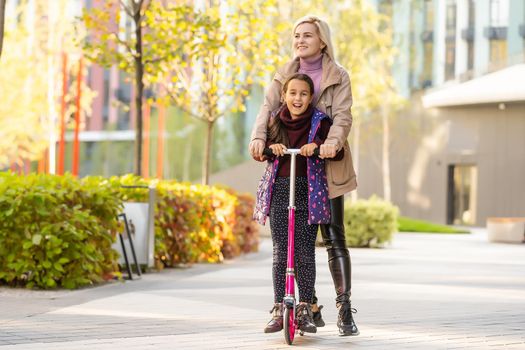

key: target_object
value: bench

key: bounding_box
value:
[486,217,525,243]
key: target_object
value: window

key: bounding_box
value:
[378,0,393,18]
[420,0,434,87]
[466,0,475,71]
[490,40,507,64]
[424,0,433,31]
[523,6,525,59]
[488,0,509,65]
[445,0,457,81]
[445,1,457,38]
[490,0,509,27]
[409,6,416,89]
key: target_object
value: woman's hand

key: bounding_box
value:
[320,143,337,159]
[269,143,287,157]
[300,143,318,157]
[249,139,266,161]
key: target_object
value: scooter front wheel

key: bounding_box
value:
[283,306,295,345]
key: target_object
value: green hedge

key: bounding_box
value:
[0,173,121,289]
[344,196,399,248]
[0,172,259,289]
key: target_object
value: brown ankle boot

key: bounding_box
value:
[264,303,283,333]
[296,303,317,333]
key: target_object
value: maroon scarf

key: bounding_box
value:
[279,104,314,145]
[276,105,314,177]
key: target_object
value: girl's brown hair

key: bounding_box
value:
[268,73,314,146]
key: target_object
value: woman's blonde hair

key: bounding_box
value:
[292,15,336,62]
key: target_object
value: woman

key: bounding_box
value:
[249,15,359,336]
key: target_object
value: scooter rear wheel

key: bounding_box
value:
[283,306,295,345]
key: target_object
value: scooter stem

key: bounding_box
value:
[284,150,300,299]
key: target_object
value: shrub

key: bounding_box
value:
[153,182,259,266]
[155,182,224,265]
[214,187,259,258]
[343,195,399,248]
[232,192,259,254]
[0,172,260,289]
[0,172,121,289]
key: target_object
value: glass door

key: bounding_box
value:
[447,165,478,225]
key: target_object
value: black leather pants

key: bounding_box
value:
[314,195,351,306]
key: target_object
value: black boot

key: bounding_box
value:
[337,301,359,336]
[296,303,317,333]
[264,303,283,333]
[312,304,325,327]
[320,196,359,336]
[320,196,352,304]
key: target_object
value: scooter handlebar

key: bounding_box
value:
[262,147,320,157]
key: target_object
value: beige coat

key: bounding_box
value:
[250,55,357,198]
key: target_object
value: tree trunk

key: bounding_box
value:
[183,127,193,182]
[381,105,391,202]
[72,59,83,176]
[133,8,144,176]
[0,0,6,60]
[202,119,214,185]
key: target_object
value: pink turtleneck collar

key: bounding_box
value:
[299,53,323,72]
[298,54,323,103]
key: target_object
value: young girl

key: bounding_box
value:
[254,73,342,334]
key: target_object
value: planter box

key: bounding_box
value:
[112,185,157,268]
[487,217,525,244]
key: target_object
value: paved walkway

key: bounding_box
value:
[0,229,524,349]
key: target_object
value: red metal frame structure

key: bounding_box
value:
[72,58,83,176]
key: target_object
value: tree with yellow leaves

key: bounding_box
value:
[334,0,406,202]
[153,0,287,184]
[290,0,405,201]
[82,1,230,178]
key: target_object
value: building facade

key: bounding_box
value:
[360,0,525,226]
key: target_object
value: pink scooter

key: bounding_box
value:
[263,147,320,345]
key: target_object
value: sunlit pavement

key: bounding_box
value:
[0,229,524,349]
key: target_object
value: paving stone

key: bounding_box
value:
[0,229,523,349]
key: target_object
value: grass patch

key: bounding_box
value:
[398,216,469,234]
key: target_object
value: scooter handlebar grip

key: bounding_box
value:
[263,148,275,157]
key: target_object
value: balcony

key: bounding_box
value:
[483,26,507,40]
[519,24,525,39]
[461,27,475,42]
[420,30,433,42]
[421,64,525,108]
[420,79,433,89]
[458,70,475,83]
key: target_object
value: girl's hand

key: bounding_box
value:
[300,143,318,157]
[269,143,287,157]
